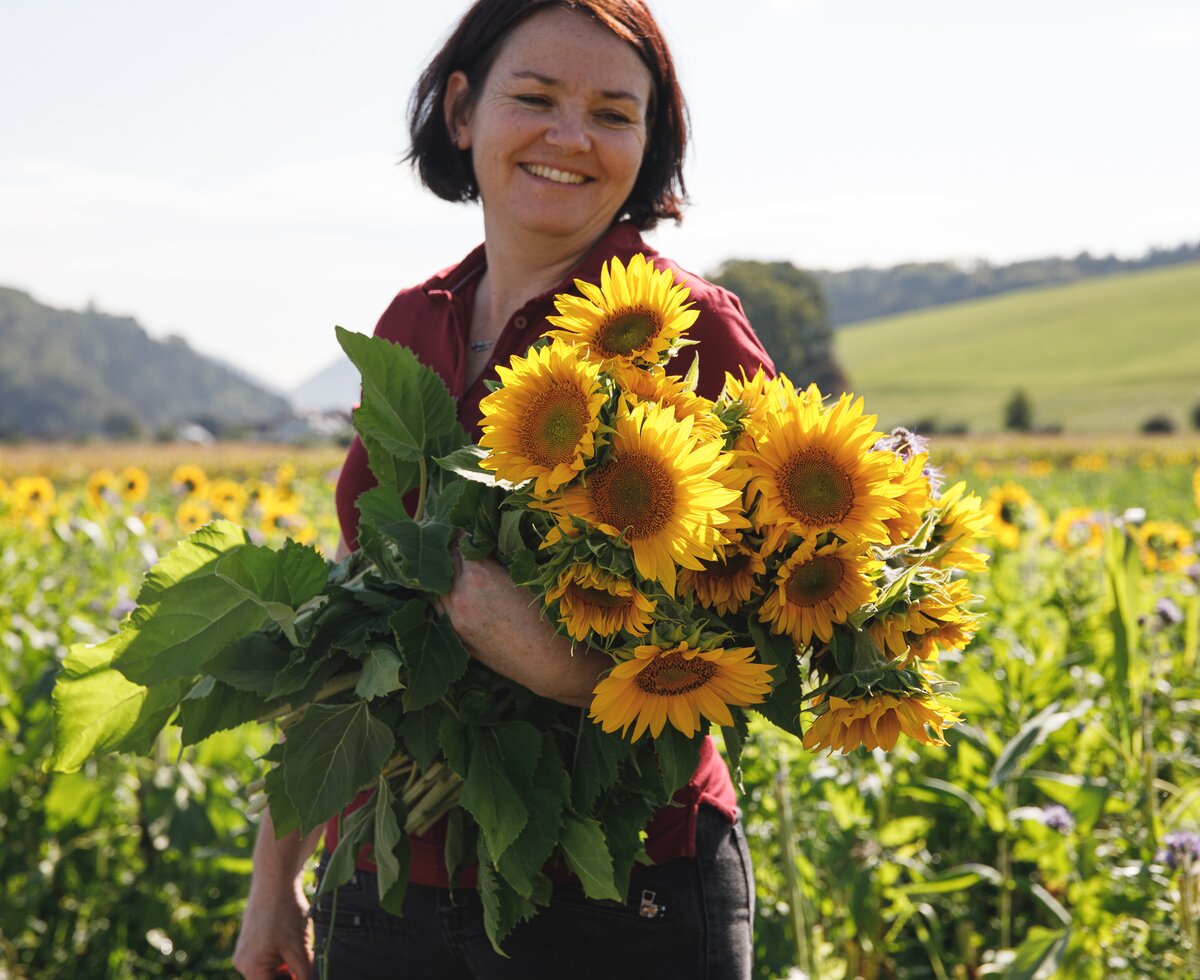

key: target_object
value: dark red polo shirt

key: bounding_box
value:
[331,220,775,885]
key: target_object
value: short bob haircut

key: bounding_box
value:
[406,0,689,230]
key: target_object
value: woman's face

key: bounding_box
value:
[445,6,653,248]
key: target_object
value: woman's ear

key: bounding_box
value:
[444,71,472,150]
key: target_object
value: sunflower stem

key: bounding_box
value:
[414,457,428,523]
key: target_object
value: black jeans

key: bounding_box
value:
[312,805,754,979]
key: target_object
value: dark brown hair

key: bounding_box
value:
[406,0,689,229]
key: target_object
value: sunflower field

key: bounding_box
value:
[1,436,1198,978]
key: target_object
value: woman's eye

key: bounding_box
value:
[515,94,551,107]
[597,111,632,125]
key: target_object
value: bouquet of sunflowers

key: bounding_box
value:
[49,254,988,950]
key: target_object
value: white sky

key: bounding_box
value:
[2,0,1197,390]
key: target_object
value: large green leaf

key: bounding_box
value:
[896,863,1000,896]
[336,326,458,462]
[48,638,186,772]
[459,721,541,859]
[398,701,451,771]
[989,701,1088,788]
[1004,926,1070,980]
[372,778,410,913]
[205,632,293,696]
[558,813,622,902]
[214,539,329,644]
[571,716,623,812]
[401,617,470,712]
[354,644,404,701]
[477,834,538,955]
[177,680,272,746]
[282,702,396,832]
[496,734,568,898]
[654,725,702,798]
[317,804,374,897]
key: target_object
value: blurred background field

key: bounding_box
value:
[2,437,1198,977]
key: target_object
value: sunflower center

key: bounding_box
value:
[785,555,845,607]
[588,452,676,539]
[703,551,751,581]
[999,501,1019,525]
[518,382,590,466]
[570,585,631,610]
[777,449,854,526]
[635,651,716,695]
[598,308,661,356]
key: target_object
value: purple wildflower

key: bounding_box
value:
[1154,598,1184,627]
[1039,805,1075,834]
[1157,830,1200,871]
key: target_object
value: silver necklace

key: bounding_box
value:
[469,338,495,353]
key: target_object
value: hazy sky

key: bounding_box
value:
[2,0,1197,389]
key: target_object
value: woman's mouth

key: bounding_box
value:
[520,163,589,185]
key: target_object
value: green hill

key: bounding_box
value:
[833,262,1200,434]
[0,286,290,439]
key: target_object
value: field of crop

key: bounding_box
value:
[834,262,1200,435]
[1,437,1198,978]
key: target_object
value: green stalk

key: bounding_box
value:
[999,781,1016,950]
[414,457,428,523]
[258,670,364,728]
[774,758,811,974]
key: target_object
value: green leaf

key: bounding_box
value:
[496,734,569,898]
[283,702,396,832]
[877,815,932,848]
[916,777,987,823]
[265,763,301,839]
[214,539,329,645]
[205,632,293,696]
[48,638,186,772]
[373,777,410,913]
[654,725,702,798]
[477,834,537,956]
[897,863,1000,896]
[989,701,1086,788]
[439,715,469,777]
[571,718,624,812]
[558,813,622,902]
[496,510,525,563]
[435,445,506,486]
[1004,926,1070,980]
[318,805,374,897]
[337,326,458,462]
[355,644,404,701]
[398,701,451,771]
[401,617,470,712]
[721,710,750,793]
[459,721,541,859]
[178,680,271,746]
[748,619,797,693]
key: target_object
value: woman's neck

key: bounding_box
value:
[477,219,606,331]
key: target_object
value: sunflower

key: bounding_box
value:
[547,400,739,594]
[170,463,208,497]
[870,578,980,665]
[478,339,606,495]
[545,563,656,641]
[677,540,767,616]
[758,537,881,646]
[118,467,149,503]
[86,469,118,510]
[802,692,960,754]
[1133,520,1194,574]
[208,478,249,519]
[742,389,900,551]
[720,368,812,451]
[1051,507,1105,553]
[613,363,724,443]
[984,482,1044,549]
[929,482,991,572]
[1193,464,1200,511]
[545,253,698,370]
[175,499,212,534]
[589,640,773,740]
[882,451,934,546]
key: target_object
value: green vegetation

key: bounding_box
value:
[0,287,289,440]
[834,262,1200,434]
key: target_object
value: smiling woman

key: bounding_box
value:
[231,3,773,979]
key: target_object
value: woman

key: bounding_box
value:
[233,2,774,977]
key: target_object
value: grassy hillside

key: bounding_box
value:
[833,261,1200,434]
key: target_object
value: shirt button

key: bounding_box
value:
[513,315,528,329]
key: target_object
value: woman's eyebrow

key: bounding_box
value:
[509,69,644,105]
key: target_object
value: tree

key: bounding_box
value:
[709,260,848,394]
[1004,389,1033,432]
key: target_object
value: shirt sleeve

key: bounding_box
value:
[685,284,777,401]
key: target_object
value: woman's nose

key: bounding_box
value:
[544,111,591,154]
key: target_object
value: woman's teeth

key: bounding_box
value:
[522,164,587,184]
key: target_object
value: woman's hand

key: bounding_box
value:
[439,555,605,707]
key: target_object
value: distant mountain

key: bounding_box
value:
[0,286,291,439]
[289,356,359,413]
[816,239,1200,327]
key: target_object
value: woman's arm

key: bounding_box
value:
[438,555,606,707]
[232,812,324,980]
